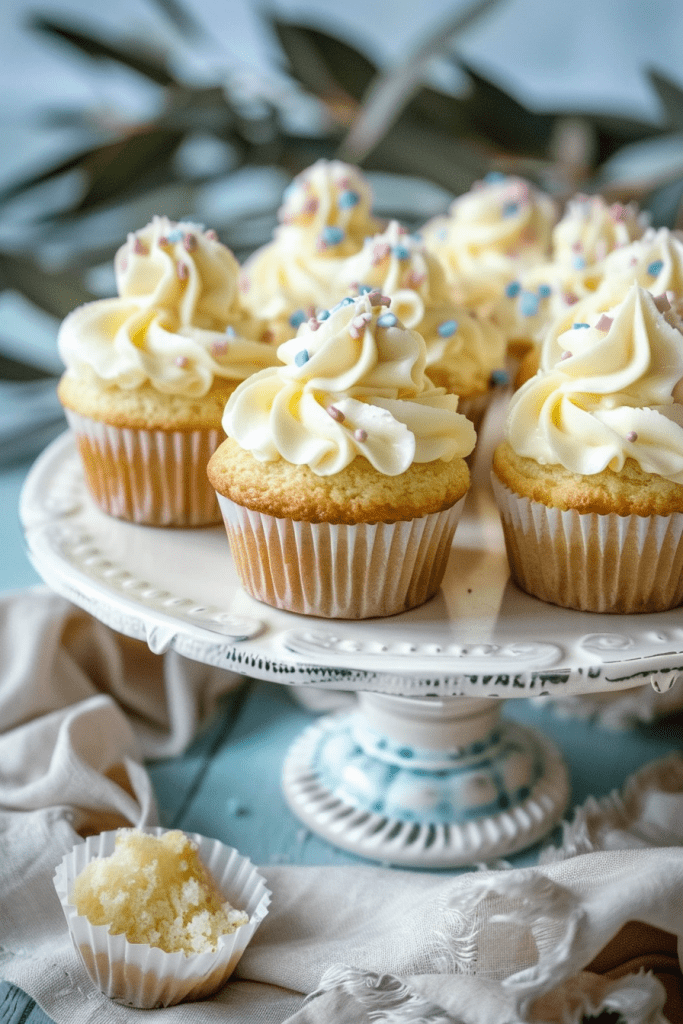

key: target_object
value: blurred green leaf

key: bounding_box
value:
[28,13,176,86]
[145,0,208,44]
[0,350,58,381]
[643,173,683,229]
[0,252,95,318]
[648,69,683,131]
[272,20,377,104]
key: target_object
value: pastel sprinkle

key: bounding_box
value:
[338,189,360,208]
[502,202,519,217]
[119,258,128,272]
[573,322,590,329]
[157,237,168,248]
[372,243,391,264]
[610,203,626,222]
[572,255,586,270]
[327,405,345,422]
[333,297,355,310]
[205,228,218,240]
[626,431,638,442]
[289,310,307,328]
[377,312,398,328]
[167,229,184,243]
[407,271,425,287]
[177,262,189,280]
[520,292,540,317]
[595,314,613,332]
[349,313,371,338]
[212,340,228,356]
[490,368,510,386]
[322,226,345,246]
[560,350,572,360]
[294,349,310,366]
[358,284,373,294]
[572,241,583,253]
[437,320,458,338]
[225,325,235,338]
[505,281,521,298]
[308,318,321,331]
[183,233,197,251]
[239,275,250,293]
[317,309,330,320]
[133,238,147,255]
[538,284,552,298]
[654,293,671,312]
[392,245,410,260]
[303,198,319,214]
[175,356,189,368]
[563,292,578,305]
[648,260,664,277]
[368,291,390,307]
[354,429,368,442]
[484,171,506,183]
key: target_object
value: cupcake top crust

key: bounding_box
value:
[221,291,476,478]
[505,283,683,482]
[58,216,277,398]
[70,828,247,955]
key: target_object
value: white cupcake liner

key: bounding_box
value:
[492,473,683,613]
[65,410,223,526]
[53,827,271,1008]
[215,493,467,619]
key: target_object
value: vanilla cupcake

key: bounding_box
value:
[338,220,507,428]
[421,172,557,313]
[207,292,476,618]
[53,827,270,1008]
[57,216,279,526]
[240,160,383,343]
[492,284,683,613]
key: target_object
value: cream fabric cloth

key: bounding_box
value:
[1,587,682,1024]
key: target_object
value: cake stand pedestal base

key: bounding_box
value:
[282,692,569,868]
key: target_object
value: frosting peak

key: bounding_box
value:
[223,293,476,476]
[506,284,683,480]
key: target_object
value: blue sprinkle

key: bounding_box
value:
[338,189,360,208]
[648,260,663,276]
[357,284,373,294]
[484,171,506,183]
[538,284,552,298]
[289,309,307,328]
[573,322,590,329]
[437,228,448,241]
[166,228,184,242]
[332,296,355,312]
[411,232,422,242]
[294,349,309,366]
[503,202,519,217]
[437,319,458,338]
[377,312,398,328]
[393,245,410,260]
[519,292,540,317]
[490,368,510,386]
[573,255,586,270]
[322,226,345,246]
[225,325,235,338]
[317,309,330,320]
[505,281,521,298]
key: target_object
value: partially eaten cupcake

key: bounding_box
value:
[54,827,270,1008]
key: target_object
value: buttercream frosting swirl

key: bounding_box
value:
[506,284,683,481]
[421,173,557,309]
[240,161,382,337]
[223,293,476,476]
[58,217,277,397]
[338,220,506,393]
[552,195,648,270]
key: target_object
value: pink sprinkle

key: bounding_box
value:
[368,291,390,307]
[119,258,128,272]
[629,257,638,267]
[407,271,425,287]
[308,318,320,331]
[349,313,371,339]
[205,228,218,240]
[239,275,250,293]
[560,350,572,360]
[183,233,197,251]
[133,238,147,255]
[303,198,319,214]
[262,329,275,343]
[626,431,638,442]
[177,261,189,280]
[610,203,625,222]
[338,177,350,189]
[327,405,345,422]
[572,241,583,253]
[595,240,607,261]
[212,340,228,356]
[654,292,671,312]
[175,356,189,368]
[596,314,613,332]
[354,428,367,442]
[371,243,391,265]
[158,236,169,247]
[563,292,578,305]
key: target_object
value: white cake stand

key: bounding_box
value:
[20,430,682,867]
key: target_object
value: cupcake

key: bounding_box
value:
[53,827,270,1008]
[240,160,383,343]
[492,284,683,613]
[207,291,476,618]
[57,216,279,526]
[421,172,557,313]
[338,220,507,429]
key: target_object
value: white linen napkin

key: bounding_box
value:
[1,587,681,1024]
